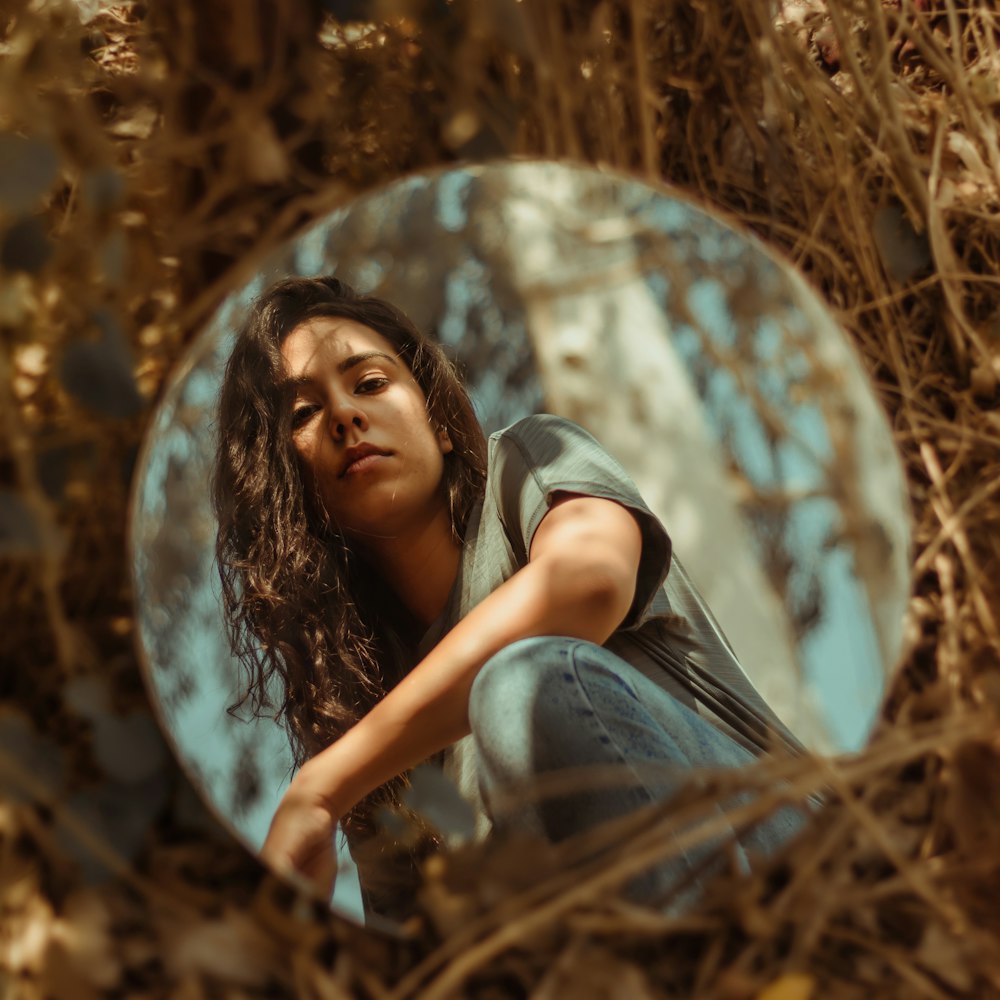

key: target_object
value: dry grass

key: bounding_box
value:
[2,0,1000,996]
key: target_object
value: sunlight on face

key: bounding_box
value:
[281,317,453,540]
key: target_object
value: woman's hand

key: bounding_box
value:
[261,771,340,899]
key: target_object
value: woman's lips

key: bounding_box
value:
[342,452,388,477]
[339,444,390,477]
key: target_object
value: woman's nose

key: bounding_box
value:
[328,400,368,441]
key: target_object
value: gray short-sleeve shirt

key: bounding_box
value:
[417,414,800,840]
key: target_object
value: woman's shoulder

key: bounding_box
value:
[485,413,639,510]
[488,413,599,454]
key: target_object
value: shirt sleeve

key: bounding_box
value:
[488,413,671,628]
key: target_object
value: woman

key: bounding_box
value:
[214,275,802,917]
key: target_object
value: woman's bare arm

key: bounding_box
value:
[261,494,643,886]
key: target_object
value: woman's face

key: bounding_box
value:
[281,316,453,541]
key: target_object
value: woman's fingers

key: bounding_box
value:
[262,787,340,899]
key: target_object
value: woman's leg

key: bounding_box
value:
[467,635,802,905]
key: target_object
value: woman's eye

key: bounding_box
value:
[291,403,319,429]
[356,375,389,394]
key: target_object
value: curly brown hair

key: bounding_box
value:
[213,276,487,843]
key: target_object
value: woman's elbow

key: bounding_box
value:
[544,553,638,637]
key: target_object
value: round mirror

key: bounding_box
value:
[130,160,911,924]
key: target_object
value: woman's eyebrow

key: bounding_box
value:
[283,351,400,390]
[336,350,399,374]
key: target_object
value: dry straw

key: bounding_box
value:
[1,0,999,996]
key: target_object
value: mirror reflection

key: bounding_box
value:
[131,162,911,924]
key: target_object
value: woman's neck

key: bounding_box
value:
[361,507,462,631]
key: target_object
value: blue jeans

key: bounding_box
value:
[467,636,803,907]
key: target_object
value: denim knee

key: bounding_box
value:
[468,635,580,742]
[470,635,617,775]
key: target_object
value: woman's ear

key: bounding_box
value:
[437,425,454,454]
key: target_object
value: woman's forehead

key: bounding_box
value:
[281,317,399,374]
